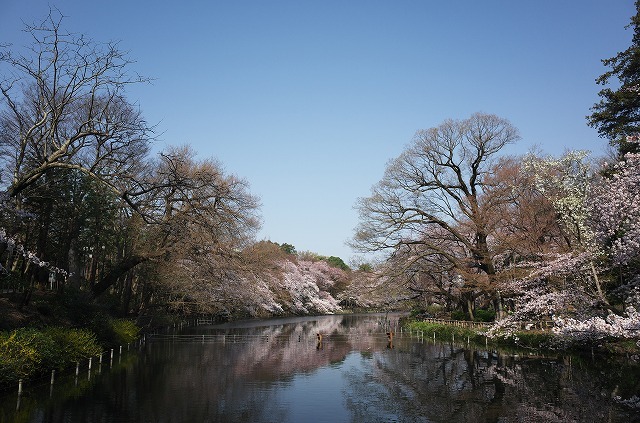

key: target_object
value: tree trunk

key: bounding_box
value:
[91,255,148,298]
[19,272,36,309]
[88,255,98,285]
[466,298,475,321]
[121,271,134,315]
[591,261,609,305]
[67,241,82,288]
[494,290,504,320]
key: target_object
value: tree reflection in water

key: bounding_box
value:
[1,314,638,422]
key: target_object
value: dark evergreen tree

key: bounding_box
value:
[588,1,640,156]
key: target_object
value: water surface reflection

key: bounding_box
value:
[1,313,639,422]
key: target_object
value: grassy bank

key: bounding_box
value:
[406,320,552,350]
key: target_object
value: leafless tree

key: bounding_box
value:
[352,113,520,318]
[0,10,152,200]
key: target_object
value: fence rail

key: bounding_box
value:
[147,332,395,344]
[419,318,493,329]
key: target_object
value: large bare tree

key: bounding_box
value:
[91,145,262,299]
[0,11,152,201]
[352,112,520,318]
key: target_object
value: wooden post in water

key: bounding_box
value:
[75,362,80,376]
[50,370,55,385]
[88,357,92,370]
[18,379,22,395]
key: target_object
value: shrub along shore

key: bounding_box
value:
[0,319,139,391]
[404,319,640,357]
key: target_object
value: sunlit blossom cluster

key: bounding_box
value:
[490,251,603,339]
[505,252,595,288]
[487,291,570,339]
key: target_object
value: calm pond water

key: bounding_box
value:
[1,313,640,422]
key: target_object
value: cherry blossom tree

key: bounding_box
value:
[591,152,640,268]
[590,147,640,315]
[520,151,607,303]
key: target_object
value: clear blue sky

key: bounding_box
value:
[1,1,636,263]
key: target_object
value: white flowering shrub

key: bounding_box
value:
[488,252,603,340]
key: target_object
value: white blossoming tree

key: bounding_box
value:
[494,148,640,343]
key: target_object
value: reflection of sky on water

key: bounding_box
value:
[275,358,350,423]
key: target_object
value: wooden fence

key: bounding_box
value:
[419,318,492,329]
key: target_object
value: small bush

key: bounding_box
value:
[409,308,425,318]
[513,331,554,349]
[474,309,496,322]
[45,327,102,363]
[0,329,50,386]
[450,310,466,320]
[89,316,140,348]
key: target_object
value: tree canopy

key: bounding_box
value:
[352,112,521,318]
